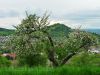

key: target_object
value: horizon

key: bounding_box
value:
[0,23,100,30]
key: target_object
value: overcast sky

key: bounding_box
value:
[0,0,100,29]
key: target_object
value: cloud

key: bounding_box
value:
[0,0,100,29]
[0,9,21,18]
[0,17,22,29]
[50,9,100,29]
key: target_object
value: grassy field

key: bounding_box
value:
[0,66,100,75]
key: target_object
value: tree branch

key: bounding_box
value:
[60,43,87,66]
[60,52,76,66]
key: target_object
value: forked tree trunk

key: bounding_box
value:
[43,31,87,67]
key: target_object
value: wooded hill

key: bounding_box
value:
[0,23,99,39]
[0,23,72,37]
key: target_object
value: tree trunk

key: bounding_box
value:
[48,49,59,66]
[43,31,59,67]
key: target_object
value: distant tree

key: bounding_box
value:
[6,12,98,67]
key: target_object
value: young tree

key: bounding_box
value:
[7,12,98,67]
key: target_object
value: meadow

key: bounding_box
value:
[0,66,99,75]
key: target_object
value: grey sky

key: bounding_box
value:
[0,0,100,29]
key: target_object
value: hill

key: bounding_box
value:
[0,24,71,37]
[47,23,72,37]
[0,24,100,38]
[0,28,14,36]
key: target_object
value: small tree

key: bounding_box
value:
[7,12,98,67]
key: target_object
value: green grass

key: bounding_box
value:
[0,66,99,75]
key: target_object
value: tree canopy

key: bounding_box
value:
[6,12,99,67]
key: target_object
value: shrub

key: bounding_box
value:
[0,56,11,67]
[18,54,47,67]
